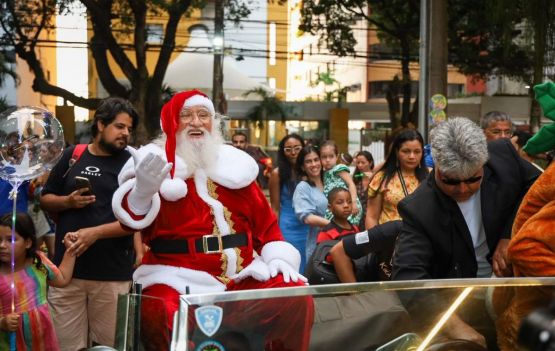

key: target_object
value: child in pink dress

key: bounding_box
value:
[0,212,75,350]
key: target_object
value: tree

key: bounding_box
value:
[0,48,16,112]
[0,49,16,87]
[300,0,420,129]
[447,0,532,80]
[242,87,287,128]
[485,0,555,131]
[311,69,348,107]
[0,0,252,140]
[299,0,533,128]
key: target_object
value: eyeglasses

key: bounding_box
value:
[440,175,483,186]
[284,145,302,153]
[488,129,513,137]
[180,109,212,122]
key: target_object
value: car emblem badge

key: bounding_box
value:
[195,305,223,337]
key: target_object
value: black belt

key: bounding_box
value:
[150,233,248,254]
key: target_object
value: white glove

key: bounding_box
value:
[267,259,308,284]
[231,256,270,282]
[127,148,172,215]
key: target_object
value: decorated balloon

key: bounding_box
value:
[0,107,64,184]
[429,94,447,110]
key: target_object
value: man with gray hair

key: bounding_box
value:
[481,110,514,141]
[391,117,539,347]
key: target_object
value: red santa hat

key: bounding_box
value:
[156,90,215,201]
[160,89,215,178]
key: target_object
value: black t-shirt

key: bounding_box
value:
[42,145,133,281]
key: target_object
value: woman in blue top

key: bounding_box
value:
[293,145,329,272]
[269,134,308,267]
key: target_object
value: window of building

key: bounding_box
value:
[447,83,465,97]
[269,22,276,66]
[368,81,466,99]
[368,81,418,99]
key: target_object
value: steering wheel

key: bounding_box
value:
[426,339,488,351]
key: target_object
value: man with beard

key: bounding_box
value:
[112,90,313,350]
[40,97,138,350]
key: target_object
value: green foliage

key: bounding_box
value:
[0,0,258,139]
[242,87,287,128]
[447,0,533,81]
[311,70,348,105]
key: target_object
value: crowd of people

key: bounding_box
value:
[0,82,555,350]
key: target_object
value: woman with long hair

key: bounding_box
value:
[365,129,428,230]
[292,145,329,271]
[353,150,374,229]
[268,134,308,261]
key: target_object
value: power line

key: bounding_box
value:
[32,40,420,69]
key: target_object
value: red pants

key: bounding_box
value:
[141,275,314,351]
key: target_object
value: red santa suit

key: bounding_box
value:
[112,91,313,351]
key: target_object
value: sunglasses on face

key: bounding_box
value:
[488,129,513,137]
[284,146,302,153]
[440,175,483,186]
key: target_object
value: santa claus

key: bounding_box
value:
[112,90,313,350]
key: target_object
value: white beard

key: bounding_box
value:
[153,126,223,174]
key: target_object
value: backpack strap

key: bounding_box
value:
[62,144,88,178]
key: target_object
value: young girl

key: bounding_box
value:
[353,151,374,229]
[0,212,75,350]
[319,141,362,225]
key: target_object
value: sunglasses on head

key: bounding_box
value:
[440,175,483,186]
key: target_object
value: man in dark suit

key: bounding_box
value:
[391,117,540,347]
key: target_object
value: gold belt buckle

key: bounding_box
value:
[202,234,223,254]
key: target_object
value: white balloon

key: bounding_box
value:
[0,106,65,183]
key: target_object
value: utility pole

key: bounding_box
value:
[418,0,429,142]
[428,0,447,103]
[213,0,226,114]
[418,0,448,142]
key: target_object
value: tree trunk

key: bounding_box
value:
[386,77,401,129]
[400,42,412,127]
[428,0,448,101]
[529,2,548,133]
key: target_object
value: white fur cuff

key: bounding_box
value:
[133,264,226,295]
[261,241,301,272]
[112,179,161,230]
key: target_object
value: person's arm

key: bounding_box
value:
[338,170,360,215]
[49,250,76,288]
[391,202,434,281]
[303,214,330,227]
[330,241,357,283]
[40,189,96,213]
[293,182,330,228]
[65,221,134,257]
[269,168,281,216]
[133,232,144,268]
[365,195,382,229]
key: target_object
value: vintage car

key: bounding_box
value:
[103,277,555,351]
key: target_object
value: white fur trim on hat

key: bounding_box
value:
[160,178,188,201]
[133,264,226,295]
[182,94,215,117]
[112,179,161,230]
[261,241,301,272]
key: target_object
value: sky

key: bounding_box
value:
[56,3,89,121]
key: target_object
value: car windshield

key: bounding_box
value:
[114,277,555,351]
